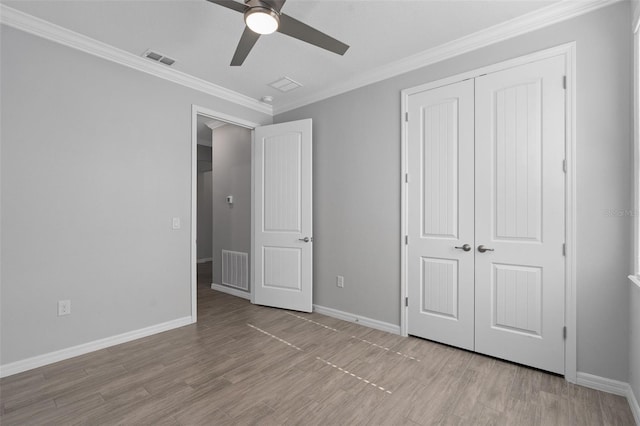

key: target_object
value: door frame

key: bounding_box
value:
[190,105,261,324]
[399,42,577,382]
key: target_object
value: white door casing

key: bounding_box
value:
[407,79,476,350]
[474,56,566,374]
[253,119,313,312]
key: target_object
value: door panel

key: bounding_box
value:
[407,79,475,350]
[421,257,459,319]
[253,119,312,312]
[474,56,566,374]
[493,82,542,242]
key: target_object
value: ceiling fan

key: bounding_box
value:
[206,0,350,66]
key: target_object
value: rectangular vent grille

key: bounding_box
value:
[142,49,176,67]
[222,250,249,291]
[269,76,303,92]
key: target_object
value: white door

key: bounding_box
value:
[407,79,476,350]
[406,55,566,374]
[253,119,313,312]
[474,56,566,374]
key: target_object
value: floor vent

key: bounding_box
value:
[142,49,176,66]
[222,250,249,291]
[268,76,303,92]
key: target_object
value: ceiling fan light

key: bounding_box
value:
[245,7,279,35]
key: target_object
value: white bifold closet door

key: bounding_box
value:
[407,55,566,374]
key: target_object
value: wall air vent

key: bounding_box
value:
[142,50,176,67]
[268,76,302,92]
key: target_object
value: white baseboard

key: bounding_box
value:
[197,257,213,264]
[576,372,629,396]
[313,304,401,335]
[211,283,251,300]
[629,385,640,426]
[577,372,639,424]
[0,316,192,378]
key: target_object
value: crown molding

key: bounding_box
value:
[274,0,621,115]
[0,4,273,116]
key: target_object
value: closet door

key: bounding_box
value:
[474,56,566,374]
[406,80,475,350]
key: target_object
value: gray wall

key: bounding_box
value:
[211,125,252,288]
[197,145,213,261]
[0,25,271,366]
[276,3,633,381]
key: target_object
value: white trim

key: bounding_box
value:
[400,43,577,383]
[191,107,199,324]
[250,129,256,305]
[576,372,640,424]
[0,316,191,378]
[197,257,213,264]
[630,275,640,289]
[274,1,617,114]
[630,384,640,426]
[564,42,578,384]
[634,27,640,276]
[0,4,272,116]
[576,372,631,396]
[1,2,616,118]
[211,283,251,300]
[313,304,401,335]
[191,105,259,323]
[400,80,409,339]
[576,373,640,424]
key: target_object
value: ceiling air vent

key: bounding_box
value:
[269,76,302,93]
[142,49,176,67]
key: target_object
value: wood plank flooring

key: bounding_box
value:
[1,263,635,425]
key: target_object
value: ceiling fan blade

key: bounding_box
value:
[205,0,247,13]
[277,14,349,56]
[231,26,261,66]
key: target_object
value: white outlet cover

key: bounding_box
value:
[172,217,181,229]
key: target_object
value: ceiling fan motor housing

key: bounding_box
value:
[244,0,280,34]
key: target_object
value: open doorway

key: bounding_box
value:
[191,106,260,321]
[196,115,252,298]
[191,106,314,321]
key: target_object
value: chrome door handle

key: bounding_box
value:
[454,244,471,252]
[298,237,311,243]
[477,245,494,253]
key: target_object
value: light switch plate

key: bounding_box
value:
[58,300,71,316]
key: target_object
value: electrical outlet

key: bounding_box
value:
[172,217,181,230]
[337,275,344,288]
[58,300,71,316]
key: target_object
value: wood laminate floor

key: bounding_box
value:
[0,263,635,425]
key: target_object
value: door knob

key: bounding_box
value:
[454,244,471,252]
[477,245,494,253]
[298,237,311,243]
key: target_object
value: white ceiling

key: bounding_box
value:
[3,0,603,113]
